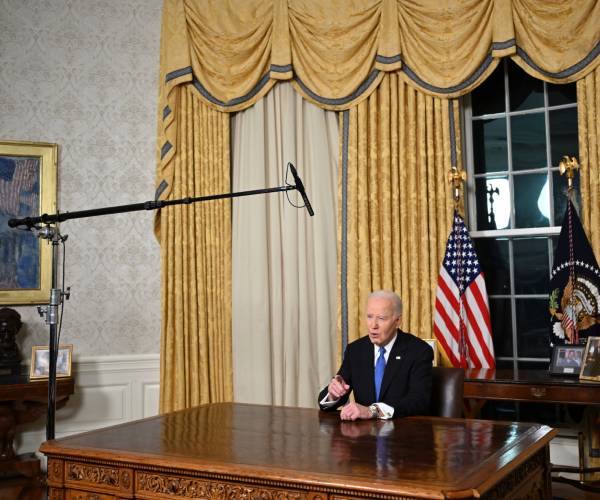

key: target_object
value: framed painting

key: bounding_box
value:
[549,344,585,376]
[0,140,57,305]
[580,336,600,382]
[29,344,73,379]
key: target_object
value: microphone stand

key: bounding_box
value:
[8,182,299,441]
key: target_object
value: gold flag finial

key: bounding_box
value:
[448,166,467,210]
[558,156,579,192]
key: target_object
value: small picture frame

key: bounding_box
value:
[580,337,600,382]
[29,344,73,379]
[549,344,585,376]
[423,338,439,367]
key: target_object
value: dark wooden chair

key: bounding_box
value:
[430,367,464,418]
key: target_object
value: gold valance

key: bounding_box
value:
[156,0,599,199]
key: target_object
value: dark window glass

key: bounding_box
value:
[472,64,505,116]
[550,107,579,166]
[552,170,581,227]
[473,118,508,174]
[516,299,552,358]
[474,238,510,295]
[475,177,511,230]
[513,237,549,294]
[511,113,546,171]
[514,173,550,228]
[509,63,544,111]
[490,298,512,358]
[548,82,577,106]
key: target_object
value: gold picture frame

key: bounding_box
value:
[0,140,57,305]
[580,336,600,382]
[424,338,439,367]
[29,344,73,379]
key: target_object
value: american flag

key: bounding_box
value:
[433,212,495,369]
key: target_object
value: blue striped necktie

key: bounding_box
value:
[374,346,386,401]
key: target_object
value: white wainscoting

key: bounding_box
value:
[15,353,160,456]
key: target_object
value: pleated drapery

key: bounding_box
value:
[231,83,338,407]
[578,67,600,257]
[155,1,600,406]
[158,85,232,413]
[340,73,459,348]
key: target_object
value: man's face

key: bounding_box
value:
[366,297,401,347]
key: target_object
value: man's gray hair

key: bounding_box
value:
[368,290,403,316]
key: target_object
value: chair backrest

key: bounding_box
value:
[430,367,465,418]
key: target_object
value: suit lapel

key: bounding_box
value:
[380,331,407,399]
[359,338,376,402]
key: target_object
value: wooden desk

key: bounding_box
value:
[41,402,556,500]
[464,368,600,405]
[0,373,74,498]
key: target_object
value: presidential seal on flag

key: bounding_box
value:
[549,201,600,346]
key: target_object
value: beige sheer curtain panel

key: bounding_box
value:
[158,85,232,413]
[578,67,600,255]
[231,83,338,407]
[340,74,459,347]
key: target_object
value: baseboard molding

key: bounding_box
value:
[15,353,160,455]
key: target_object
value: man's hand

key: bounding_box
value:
[340,402,373,421]
[327,375,350,401]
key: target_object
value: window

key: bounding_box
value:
[463,59,579,370]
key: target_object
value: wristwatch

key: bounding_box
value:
[368,404,379,419]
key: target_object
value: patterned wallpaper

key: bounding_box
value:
[0,0,163,356]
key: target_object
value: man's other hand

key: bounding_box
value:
[327,375,350,401]
[340,402,372,420]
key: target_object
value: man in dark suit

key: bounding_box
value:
[318,290,433,420]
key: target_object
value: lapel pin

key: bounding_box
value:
[396,355,401,360]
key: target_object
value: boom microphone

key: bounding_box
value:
[288,163,315,217]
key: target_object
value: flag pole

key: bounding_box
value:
[559,156,580,344]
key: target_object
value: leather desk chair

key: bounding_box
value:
[430,367,465,418]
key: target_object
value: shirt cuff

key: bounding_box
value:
[320,394,339,406]
[374,402,394,419]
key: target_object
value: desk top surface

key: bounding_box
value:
[41,402,555,497]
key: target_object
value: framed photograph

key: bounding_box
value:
[580,337,600,381]
[29,344,73,379]
[549,344,585,376]
[0,140,58,305]
[423,338,439,367]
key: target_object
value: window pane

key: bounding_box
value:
[509,63,544,111]
[473,118,508,174]
[548,83,577,106]
[472,64,505,116]
[511,113,547,171]
[490,298,512,358]
[489,299,513,358]
[514,173,550,228]
[552,169,581,227]
[516,299,551,358]
[475,177,511,230]
[474,238,509,295]
[550,107,578,166]
[513,237,549,294]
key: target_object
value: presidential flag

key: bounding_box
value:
[434,211,495,368]
[549,200,600,346]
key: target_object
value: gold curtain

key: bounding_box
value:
[155,0,599,405]
[578,67,600,256]
[158,85,232,413]
[340,73,459,347]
